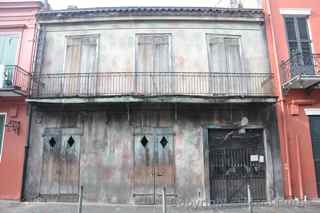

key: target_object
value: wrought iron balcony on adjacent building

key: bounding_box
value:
[280,53,320,92]
[0,65,31,96]
[30,72,274,101]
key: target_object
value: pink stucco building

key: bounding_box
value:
[0,0,43,200]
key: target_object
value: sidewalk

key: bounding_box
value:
[0,200,319,213]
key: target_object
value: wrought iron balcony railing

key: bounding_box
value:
[0,65,31,95]
[30,72,273,99]
[280,53,320,87]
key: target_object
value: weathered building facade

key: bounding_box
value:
[0,0,43,200]
[24,7,282,204]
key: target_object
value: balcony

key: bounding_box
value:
[29,72,274,103]
[0,65,31,97]
[281,53,320,92]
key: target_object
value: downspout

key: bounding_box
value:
[264,0,292,198]
[20,105,33,201]
[20,12,40,200]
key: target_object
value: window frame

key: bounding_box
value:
[134,33,173,74]
[206,34,244,74]
[62,34,100,74]
[0,32,21,66]
[283,15,313,57]
[0,113,7,161]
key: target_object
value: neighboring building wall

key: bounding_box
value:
[24,103,282,203]
[0,1,43,200]
[264,0,320,199]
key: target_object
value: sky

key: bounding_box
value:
[47,0,229,9]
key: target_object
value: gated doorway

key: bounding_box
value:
[133,128,175,204]
[208,128,266,203]
[309,116,320,196]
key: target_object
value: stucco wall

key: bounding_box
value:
[24,103,282,203]
[39,20,270,77]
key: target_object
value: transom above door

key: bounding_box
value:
[133,127,175,205]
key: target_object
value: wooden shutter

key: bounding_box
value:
[225,37,245,94]
[136,35,154,94]
[0,114,5,155]
[153,35,171,94]
[208,37,227,95]
[64,36,98,96]
[136,34,171,95]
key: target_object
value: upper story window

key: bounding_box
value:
[136,34,172,73]
[284,16,312,57]
[64,35,99,74]
[0,34,19,88]
[207,35,243,73]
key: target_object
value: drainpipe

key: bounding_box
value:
[20,104,33,201]
[264,0,293,198]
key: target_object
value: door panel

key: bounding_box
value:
[310,116,320,196]
[155,134,175,202]
[40,132,61,196]
[133,133,155,204]
[60,135,80,195]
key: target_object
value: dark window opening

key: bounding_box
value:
[67,136,75,148]
[140,136,149,147]
[49,137,56,148]
[160,137,168,148]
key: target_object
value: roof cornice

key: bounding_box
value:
[37,7,264,23]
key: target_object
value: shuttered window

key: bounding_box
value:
[0,114,6,158]
[63,35,99,96]
[284,16,312,58]
[64,35,98,74]
[0,35,18,88]
[0,35,18,65]
[207,36,242,73]
[135,34,172,94]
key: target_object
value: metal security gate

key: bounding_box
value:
[208,129,266,203]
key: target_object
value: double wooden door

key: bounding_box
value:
[133,128,175,204]
[40,128,80,201]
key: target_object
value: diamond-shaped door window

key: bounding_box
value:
[140,136,149,147]
[160,137,168,148]
[49,137,56,148]
[67,136,75,148]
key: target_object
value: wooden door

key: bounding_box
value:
[40,129,62,197]
[60,135,80,196]
[40,128,80,201]
[310,116,320,196]
[133,132,156,204]
[133,128,175,204]
[155,130,175,203]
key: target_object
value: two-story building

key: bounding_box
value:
[24,6,283,204]
[264,0,320,199]
[0,0,43,200]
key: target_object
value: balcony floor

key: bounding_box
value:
[27,95,277,104]
[282,75,320,91]
[0,88,27,97]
